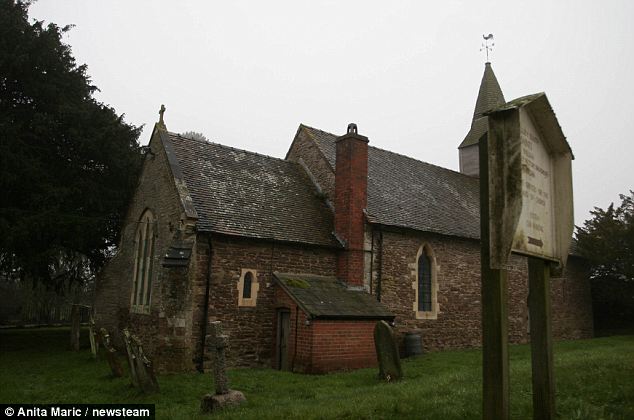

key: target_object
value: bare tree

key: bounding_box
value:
[181,131,208,142]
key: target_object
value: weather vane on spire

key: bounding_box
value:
[481,34,494,62]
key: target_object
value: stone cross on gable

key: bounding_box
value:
[158,104,166,124]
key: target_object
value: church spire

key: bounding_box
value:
[458,61,506,176]
[460,63,506,149]
[472,62,505,120]
[458,62,506,176]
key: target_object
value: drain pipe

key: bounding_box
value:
[376,227,383,302]
[197,235,213,372]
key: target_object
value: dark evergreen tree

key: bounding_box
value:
[0,0,142,288]
[576,191,634,333]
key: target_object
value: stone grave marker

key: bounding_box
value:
[131,335,160,393]
[122,329,139,388]
[99,328,123,377]
[88,315,99,359]
[374,320,402,382]
[123,329,159,393]
[201,321,245,412]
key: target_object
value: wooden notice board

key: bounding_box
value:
[486,93,574,269]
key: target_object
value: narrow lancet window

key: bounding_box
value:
[418,253,432,312]
[243,272,253,299]
[413,244,437,319]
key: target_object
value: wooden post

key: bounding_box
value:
[480,136,510,420]
[70,303,81,351]
[528,257,555,420]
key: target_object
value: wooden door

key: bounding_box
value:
[277,309,290,370]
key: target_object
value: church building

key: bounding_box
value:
[94,63,593,373]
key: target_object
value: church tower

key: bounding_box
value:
[458,62,505,176]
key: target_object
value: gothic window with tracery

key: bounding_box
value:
[131,210,156,312]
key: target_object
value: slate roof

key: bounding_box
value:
[274,272,394,320]
[459,62,506,149]
[167,133,338,247]
[302,125,481,239]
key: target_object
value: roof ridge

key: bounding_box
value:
[300,123,339,138]
[169,132,296,166]
[368,144,478,180]
[300,126,475,180]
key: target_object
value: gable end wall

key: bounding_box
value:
[286,128,335,200]
[94,129,198,372]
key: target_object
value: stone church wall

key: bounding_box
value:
[550,256,594,339]
[193,235,338,370]
[374,228,593,352]
[94,131,197,372]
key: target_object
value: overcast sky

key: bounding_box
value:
[30,0,633,226]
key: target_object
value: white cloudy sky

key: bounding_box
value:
[30,0,633,226]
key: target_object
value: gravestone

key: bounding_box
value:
[122,329,139,387]
[99,328,123,377]
[131,335,159,393]
[88,315,99,359]
[201,321,245,413]
[123,329,159,393]
[374,321,402,382]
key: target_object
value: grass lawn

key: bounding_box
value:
[0,328,632,419]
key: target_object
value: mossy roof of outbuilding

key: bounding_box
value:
[274,272,394,320]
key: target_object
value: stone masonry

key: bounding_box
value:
[192,235,337,370]
[373,228,593,353]
[94,125,198,373]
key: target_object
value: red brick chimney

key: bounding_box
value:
[335,123,368,288]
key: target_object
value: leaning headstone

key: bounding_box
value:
[99,328,123,377]
[374,321,403,382]
[88,315,99,359]
[201,321,246,412]
[130,335,159,393]
[122,329,139,387]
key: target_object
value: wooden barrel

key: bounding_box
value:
[404,332,423,357]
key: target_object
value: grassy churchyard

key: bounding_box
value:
[0,328,632,419]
